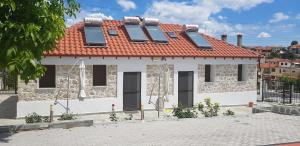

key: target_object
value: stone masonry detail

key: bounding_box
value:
[198,64,256,93]
[146,65,174,96]
[18,65,117,101]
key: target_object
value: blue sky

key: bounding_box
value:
[66,0,300,46]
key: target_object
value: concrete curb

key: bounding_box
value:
[0,120,93,133]
[253,104,300,116]
[49,120,93,129]
[252,107,270,113]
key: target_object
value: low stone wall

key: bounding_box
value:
[0,120,93,133]
[252,104,300,116]
[198,64,257,93]
[272,105,300,115]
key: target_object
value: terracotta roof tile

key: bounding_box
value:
[260,63,278,68]
[291,44,300,49]
[45,20,259,58]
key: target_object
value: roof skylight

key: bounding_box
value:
[108,29,118,36]
[167,32,177,38]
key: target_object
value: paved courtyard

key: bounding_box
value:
[1,113,300,146]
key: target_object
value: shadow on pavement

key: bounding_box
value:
[0,95,17,119]
[0,132,13,143]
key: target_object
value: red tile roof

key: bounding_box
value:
[291,44,300,49]
[260,63,278,68]
[45,20,259,58]
[266,58,290,63]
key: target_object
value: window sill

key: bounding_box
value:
[92,85,107,88]
[37,87,56,89]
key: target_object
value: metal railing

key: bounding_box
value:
[0,70,17,94]
[261,79,300,104]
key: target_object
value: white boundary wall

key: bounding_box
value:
[17,57,257,117]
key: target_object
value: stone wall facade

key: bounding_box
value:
[198,64,257,93]
[18,63,256,101]
[146,65,174,96]
[18,65,117,101]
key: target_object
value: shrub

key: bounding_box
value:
[223,109,235,116]
[124,113,133,120]
[172,105,197,118]
[109,111,118,122]
[25,112,42,123]
[198,97,220,117]
[109,104,118,122]
[42,116,51,123]
[58,113,76,121]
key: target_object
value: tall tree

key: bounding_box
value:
[0,0,80,83]
[291,40,298,46]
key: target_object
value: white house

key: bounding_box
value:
[17,17,259,117]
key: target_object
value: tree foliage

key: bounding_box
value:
[291,40,298,46]
[280,76,296,85]
[267,52,280,59]
[0,0,80,83]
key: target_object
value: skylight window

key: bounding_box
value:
[185,32,211,48]
[167,32,177,38]
[108,29,118,36]
[145,25,168,43]
[84,26,106,46]
[124,24,148,42]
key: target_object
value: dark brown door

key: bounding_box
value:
[178,71,194,108]
[123,72,141,111]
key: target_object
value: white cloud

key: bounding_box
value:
[117,0,136,11]
[66,10,113,27]
[203,0,273,11]
[143,0,273,35]
[218,15,227,20]
[257,32,271,38]
[269,12,289,23]
[296,14,300,19]
[278,24,296,30]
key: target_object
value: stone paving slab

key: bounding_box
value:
[1,113,300,146]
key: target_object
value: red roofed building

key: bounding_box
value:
[17,17,259,117]
[289,44,300,56]
[261,58,300,80]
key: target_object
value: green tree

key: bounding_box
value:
[291,40,298,46]
[267,52,280,59]
[0,0,80,83]
[279,76,295,85]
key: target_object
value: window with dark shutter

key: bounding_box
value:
[39,65,56,88]
[238,64,243,81]
[93,65,107,86]
[205,65,211,82]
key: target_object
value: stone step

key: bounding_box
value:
[0,126,10,133]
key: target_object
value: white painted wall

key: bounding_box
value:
[17,57,258,117]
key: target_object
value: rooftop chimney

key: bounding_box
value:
[237,33,242,47]
[221,34,227,42]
